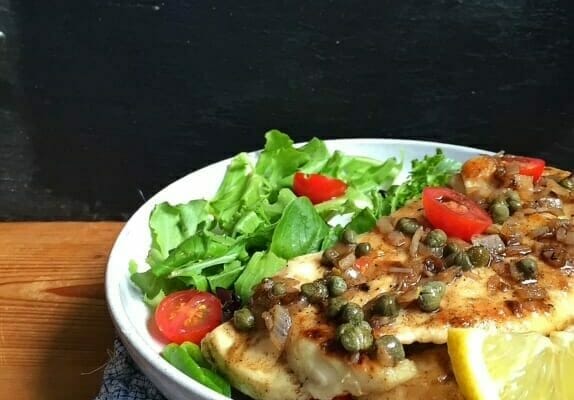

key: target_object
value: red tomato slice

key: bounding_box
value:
[154,290,222,344]
[501,155,545,182]
[293,172,348,204]
[422,187,492,241]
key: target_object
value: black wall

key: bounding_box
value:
[1,0,573,220]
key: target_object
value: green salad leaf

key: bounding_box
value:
[270,196,329,260]
[380,149,461,214]
[234,251,286,302]
[162,342,231,396]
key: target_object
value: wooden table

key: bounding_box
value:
[0,222,123,400]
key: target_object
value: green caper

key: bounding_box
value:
[373,294,399,318]
[301,281,329,303]
[337,321,374,352]
[233,308,255,331]
[326,297,348,319]
[444,241,463,257]
[507,199,522,213]
[327,275,348,297]
[376,335,405,362]
[506,190,522,213]
[340,302,364,323]
[342,229,358,244]
[355,242,372,257]
[517,257,538,280]
[506,190,521,203]
[453,251,474,271]
[271,282,287,297]
[396,217,421,235]
[466,245,491,268]
[425,229,447,248]
[418,281,446,312]
[560,177,574,190]
[490,201,510,224]
[321,248,340,267]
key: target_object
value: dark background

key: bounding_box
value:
[1,0,573,221]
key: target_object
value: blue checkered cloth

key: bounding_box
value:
[95,339,165,400]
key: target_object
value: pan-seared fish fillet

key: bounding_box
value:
[202,154,574,400]
[285,307,417,399]
[358,346,463,400]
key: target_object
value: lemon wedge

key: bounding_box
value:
[447,328,574,400]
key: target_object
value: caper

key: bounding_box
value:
[355,242,372,257]
[337,321,373,352]
[506,190,521,203]
[396,217,421,235]
[373,294,399,318]
[443,241,462,257]
[321,248,340,267]
[517,257,538,280]
[425,229,447,248]
[233,308,255,331]
[453,251,474,271]
[507,199,522,213]
[327,275,348,297]
[418,281,446,312]
[301,281,329,304]
[271,282,287,297]
[560,177,574,190]
[342,229,358,244]
[490,201,510,224]
[326,297,348,319]
[340,302,364,323]
[376,335,405,362]
[466,245,491,268]
[506,190,522,213]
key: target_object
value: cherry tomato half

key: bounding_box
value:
[154,290,222,344]
[293,172,348,204]
[422,187,492,241]
[501,155,545,182]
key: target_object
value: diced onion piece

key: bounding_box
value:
[514,175,534,201]
[471,234,506,254]
[263,305,292,351]
[410,226,424,257]
[387,231,407,247]
[547,178,572,197]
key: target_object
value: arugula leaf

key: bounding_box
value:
[234,251,286,302]
[270,196,329,260]
[162,343,231,396]
[380,149,461,214]
[207,260,245,291]
[168,240,248,278]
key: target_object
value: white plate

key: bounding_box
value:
[105,138,491,400]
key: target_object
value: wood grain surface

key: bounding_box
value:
[0,222,123,400]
